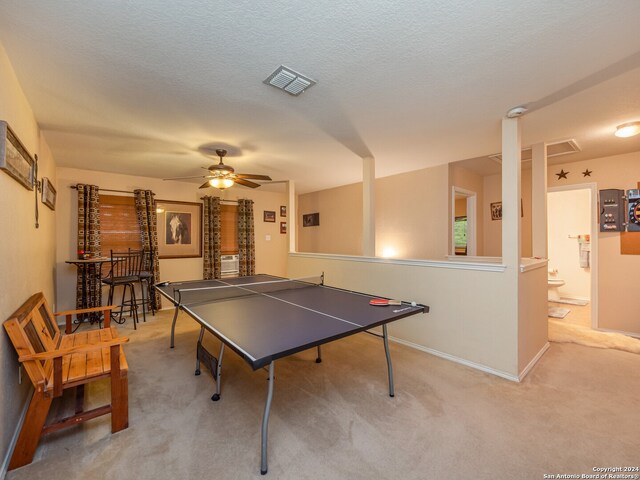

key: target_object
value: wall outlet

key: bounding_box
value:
[265,235,271,241]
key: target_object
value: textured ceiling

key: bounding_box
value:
[0,1,639,192]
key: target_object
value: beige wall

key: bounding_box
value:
[297,163,449,260]
[375,164,449,259]
[547,151,640,335]
[56,167,289,312]
[483,168,533,257]
[297,182,362,255]
[0,44,57,471]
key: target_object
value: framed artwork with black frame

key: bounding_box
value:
[264,210,276,222]
[0,121,35,191]
[303,213,320,227]
[156,200,203,258]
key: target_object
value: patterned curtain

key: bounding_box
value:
[76,184,102,316]
[238,199,255,276]
[134,190,161,310]
[203,196,222,279]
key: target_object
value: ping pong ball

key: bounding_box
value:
[411,301,417,307]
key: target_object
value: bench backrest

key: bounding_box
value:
[4,293,61,389]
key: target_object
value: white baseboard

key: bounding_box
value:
[388,335,521,382]
[518,342,550,381]
[0,387,33,480]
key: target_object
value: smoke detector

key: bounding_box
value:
[506,106,528,118]
[264,65,316,96]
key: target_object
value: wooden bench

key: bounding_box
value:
[3,292,129,470]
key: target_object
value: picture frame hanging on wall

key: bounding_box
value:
[41,177,57,210]
[156,200,203,258]
[303,212,320,227]
[0,120,35,191]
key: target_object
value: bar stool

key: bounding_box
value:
[132,249,156,321]
[102,249,143,329]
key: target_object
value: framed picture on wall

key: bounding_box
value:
[303,212,320,227]
[41,177,57,210]
[280,205,286,217]
[264,210,276,222]
[280,222,287,234]
[0,121,35,191]
[156,200,202,258]
[490,202,502,221]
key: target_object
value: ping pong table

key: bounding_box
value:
[156,274,427,475]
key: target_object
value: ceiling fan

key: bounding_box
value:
[163,149,272,189]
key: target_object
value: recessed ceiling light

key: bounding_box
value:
[264,66,316,96]
[615,121,640,138]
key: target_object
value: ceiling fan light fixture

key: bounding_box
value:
[615,121,640,138]
[209,178,234,189]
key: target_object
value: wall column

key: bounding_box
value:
[363,156,375,257]
[501,117,522,268]
[531,142,548,258]
[287,180,296,253]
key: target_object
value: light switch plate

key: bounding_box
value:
[265,235,271,241]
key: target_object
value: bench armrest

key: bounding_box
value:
[19,335,129,362]
[54,305,118,333]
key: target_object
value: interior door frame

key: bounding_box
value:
[451,186,477,256]
[547,183,598,329]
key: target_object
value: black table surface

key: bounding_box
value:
[156,275,427,370]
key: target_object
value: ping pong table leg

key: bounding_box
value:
[211,342,225,401]
[195,327,205,375]
[316,345,322,363]
[170,305,180,348]
[260,361,275,475]
[382,324,395,397]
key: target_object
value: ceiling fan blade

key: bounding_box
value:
[234,178,261,188]
[163,175,206,181]
[235,173,272,181]
[198,181,211,189]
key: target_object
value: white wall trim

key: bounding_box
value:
[0,387,33,480]
[290,252,507,272]
[518,342,550,381]
[388,335,521,382]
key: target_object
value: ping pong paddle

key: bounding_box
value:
[369,298,402,306]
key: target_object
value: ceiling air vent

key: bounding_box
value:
[264,66,316,96]
[488,139,581,163]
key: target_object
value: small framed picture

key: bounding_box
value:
[41,177,57,210]
[280,222,287,234]
[280,205,287,217]
[264,210,276,222]
[0,121,35,191]
[303,212,320,227]
[490,202,502,221]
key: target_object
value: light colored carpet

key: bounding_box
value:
[6,310,640,480]
[549,319,640,354]
[548,307,570,319]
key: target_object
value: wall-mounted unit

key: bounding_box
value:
[221,254,239,277]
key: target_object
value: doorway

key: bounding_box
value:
[547,184,598,329]
[451,187,477,256]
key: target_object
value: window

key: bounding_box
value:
[454,216,467,255]
[99,194,142,257]
[221,203,238,254]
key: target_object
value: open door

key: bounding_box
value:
[451,187,477,256]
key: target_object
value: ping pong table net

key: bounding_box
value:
[170,275,324,307]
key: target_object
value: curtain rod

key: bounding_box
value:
[200,197,239,204]
[70,186,155,195]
